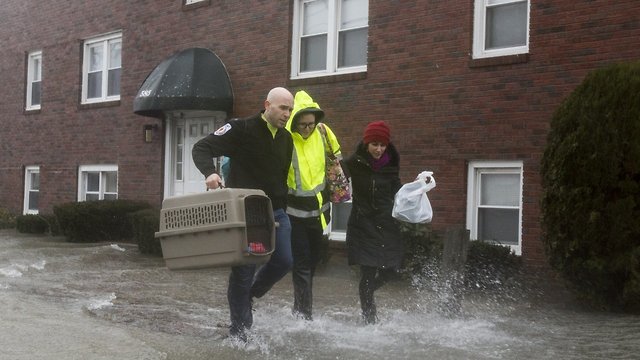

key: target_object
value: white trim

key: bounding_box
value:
[472,0,529,59]
[81,31,122,104]
[291,0,368,79]
[466,160,523,255]
[77,164,118,201]
[23,166,40,215]
[26,51,42,110]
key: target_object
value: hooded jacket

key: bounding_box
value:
[285,91,342,228]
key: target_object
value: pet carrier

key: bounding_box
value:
[155,188,275,269]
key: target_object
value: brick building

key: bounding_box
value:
[1,0,638,271]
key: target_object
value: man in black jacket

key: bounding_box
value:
[192,87,294,341]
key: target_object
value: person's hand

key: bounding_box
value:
[205,173,222,189]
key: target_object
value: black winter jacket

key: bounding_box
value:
[192,113,293,210]
[343,142,403,269]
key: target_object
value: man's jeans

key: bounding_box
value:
[227,208,292,336]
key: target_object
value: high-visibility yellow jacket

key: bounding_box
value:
[285,91,342,229]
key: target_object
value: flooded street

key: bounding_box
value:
[1,229,639,360]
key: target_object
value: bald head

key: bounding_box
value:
[264,87,294,128]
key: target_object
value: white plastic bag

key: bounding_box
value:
[392,171,436,223]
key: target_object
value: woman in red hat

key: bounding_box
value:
[343,120,403,324]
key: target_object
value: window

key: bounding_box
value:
[24,166,40,214]
[185,0,205,4]
[78,165,118,201]
[82,32,122,104]
[466,161,523,255]
[328,201,352,241]
[473,0,529,59]
[291,0,368,79]
[26,51,42,110]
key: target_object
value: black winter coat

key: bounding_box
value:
[343,142,403,269]
[192,113,293,210]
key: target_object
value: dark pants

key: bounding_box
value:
[227,208,292,336]
[290,216,324,320]
[359,265,398,324]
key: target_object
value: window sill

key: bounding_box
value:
[78,100,121,110]
[468,53,529,68]
[182,0,210,10]
[24,108,41,115]
[288,71,367,86]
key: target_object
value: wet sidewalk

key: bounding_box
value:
[1,229,639,360]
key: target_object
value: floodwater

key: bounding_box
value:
[1,229,638,360]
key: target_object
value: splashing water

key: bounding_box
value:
[1,230,639,360]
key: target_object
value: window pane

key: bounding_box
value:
[104,171,117,193]
[87,172,100,192]
[480,173,520,206]
[109,41,121,69]
[86,193,99,201]
[338,27,367,67]
[331,202,352,231]
[103,193,118,200]
[176,163,183,181]
[341,0,368,29]
[31,81,41,106]
[88,72,102,98]
[301,34,327,72]
[30,172,40,190]
[28,191,39,210]
[303,0,328,35]
[478,208,519,245]
[32,57,41,81]
[108,68,121,96]
[89,45,103,71]
[485,1,527,50]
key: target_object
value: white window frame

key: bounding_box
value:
[291,0,368,79]
[23,166,40,215]
[185,0,205,4]
[26,51,42,110]
[466,160,523,255]
[78,164,118,201]
[327,200,352,241]
[472,0,529,59]
[81,32,122,104]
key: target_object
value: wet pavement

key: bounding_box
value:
[1,229,639,360]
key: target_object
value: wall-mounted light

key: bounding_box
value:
[144,124,157,143]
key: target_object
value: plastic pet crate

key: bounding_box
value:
[155,188,275,269]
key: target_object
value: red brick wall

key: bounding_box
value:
[1,0,639,270]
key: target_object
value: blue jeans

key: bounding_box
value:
[227,208,292,336]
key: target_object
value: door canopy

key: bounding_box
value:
[133,48,233,118]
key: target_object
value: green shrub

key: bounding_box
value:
[0,208,16,229]
[400,222,442,276]
[402,224,522,291]
[465,240,522,290]
[16,215,49,234]
[53,199,152,243]
[39,214,61,236]
[541,61,640,312]
[129,208,163,256]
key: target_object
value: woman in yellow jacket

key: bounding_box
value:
[285,90,342,320]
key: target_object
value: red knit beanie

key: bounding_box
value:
[363,121,391,145]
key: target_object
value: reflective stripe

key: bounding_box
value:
[289,147,326,196]
[286,202,330,218]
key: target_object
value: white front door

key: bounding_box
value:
[164,111,227,197]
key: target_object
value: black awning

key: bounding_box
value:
[133,48,233,118]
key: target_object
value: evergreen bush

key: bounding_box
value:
[0,208,16,229]
[53,199,152,243]
[16,215,49,234]
[541,61,640,312]
[465,240,522,291]
[129,208,163,256]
